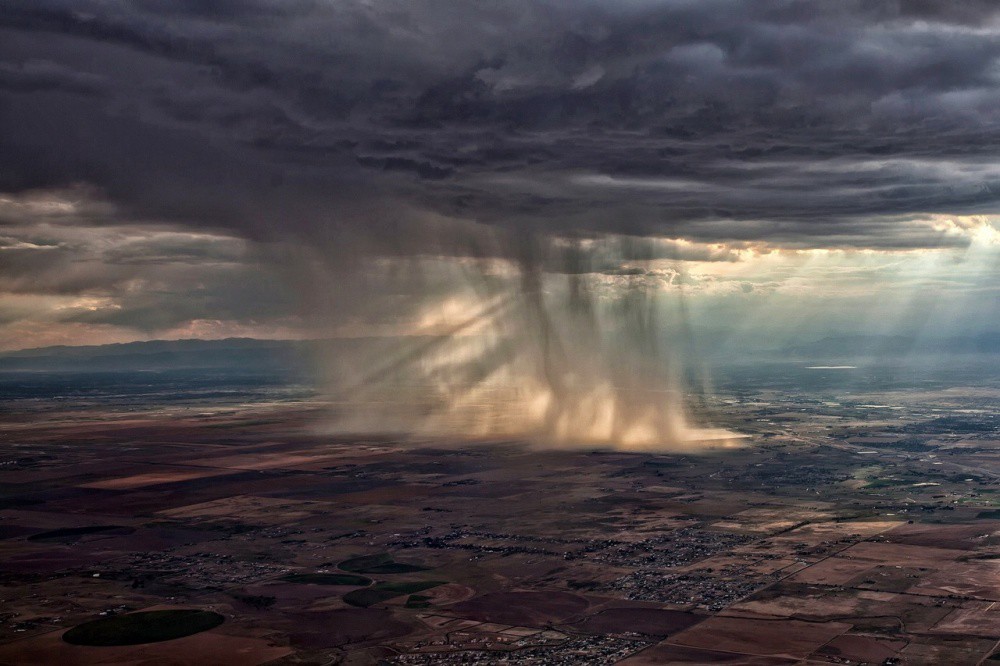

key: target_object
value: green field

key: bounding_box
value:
[404,594,432,609]
[338,553,428,574]
[62,610,224,646]
[282,573,372,586]
[342,581,444,608]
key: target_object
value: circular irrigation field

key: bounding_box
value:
[63,610,224,646]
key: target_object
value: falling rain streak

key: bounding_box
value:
[314,233,741,450]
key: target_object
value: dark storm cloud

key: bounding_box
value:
[2,0,1000,250]
[0,60,107,96]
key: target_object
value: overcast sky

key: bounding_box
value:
[2,1,999,351]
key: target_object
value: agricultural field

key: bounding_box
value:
[2,367,1000,664]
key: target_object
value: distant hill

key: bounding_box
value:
[0,336,449,377]
[0,338,310,374]
[777,333,1000,360]
[4,332,997,375]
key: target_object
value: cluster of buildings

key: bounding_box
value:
[388,635,650,665]
[611,567,774,611]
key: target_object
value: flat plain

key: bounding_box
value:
[2,365,1000,664]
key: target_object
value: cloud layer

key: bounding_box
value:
[3,0,1000,248]
[2,1,1000,353]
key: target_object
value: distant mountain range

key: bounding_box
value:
[1,332,997,374]
[0,338,309,373]
[776,333,1000,360]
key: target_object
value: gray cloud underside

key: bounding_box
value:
[3,0,1000,251]
[0,218,295,330]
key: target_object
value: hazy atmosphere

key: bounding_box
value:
[3,3,1000,664]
